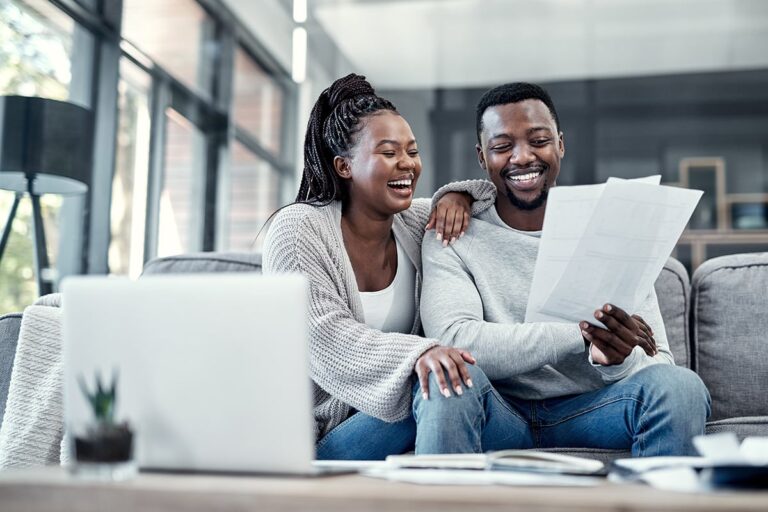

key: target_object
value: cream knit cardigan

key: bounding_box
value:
[262,180,495,439]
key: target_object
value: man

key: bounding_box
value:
[416,82,710,456]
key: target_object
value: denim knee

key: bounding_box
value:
[635,364,711,418]
[412,364,490,416]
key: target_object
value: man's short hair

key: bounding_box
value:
[475,82,561,142]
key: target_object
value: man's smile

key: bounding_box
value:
[502,166,547,192]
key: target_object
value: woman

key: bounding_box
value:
[263,74,494,460]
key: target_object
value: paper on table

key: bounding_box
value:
[363,468,603,487]
[526,176,702,325]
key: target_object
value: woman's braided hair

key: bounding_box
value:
[297,73,397,205]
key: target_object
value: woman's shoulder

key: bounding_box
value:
[270,202,335,233]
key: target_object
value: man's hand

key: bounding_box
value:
[415,346,476,399]
[580,304,658,366]
[426,192,471,247]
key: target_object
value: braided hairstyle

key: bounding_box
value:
[297,73,397,205]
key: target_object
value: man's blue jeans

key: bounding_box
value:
[315,411,416,460]
[412,363,711,456]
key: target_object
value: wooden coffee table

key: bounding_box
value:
[0,466,766,511]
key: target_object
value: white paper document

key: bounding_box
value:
[525,176,702,324]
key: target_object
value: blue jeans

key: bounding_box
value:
[315,411,416,460]
[412,363,711,456]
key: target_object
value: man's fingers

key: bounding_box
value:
[583,323,634,357]
[602,304,635,330]
[636,335,656,357]
[583,328,624,364]
[595,310,635,347]
[632,314,654,338]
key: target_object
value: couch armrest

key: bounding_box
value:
[692,253,768,421]
[142,252,262,275]
[0,313,22,429]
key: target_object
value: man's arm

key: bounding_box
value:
[420,233,585,381]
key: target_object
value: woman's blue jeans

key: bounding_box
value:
[315,411,416,460]
[412,363,711,456]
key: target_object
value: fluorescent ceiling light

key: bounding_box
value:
[293,0,307,23]
[292,27,307,83]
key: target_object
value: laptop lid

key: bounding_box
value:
[62,273,316,474]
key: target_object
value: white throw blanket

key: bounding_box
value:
[0,293,67,468]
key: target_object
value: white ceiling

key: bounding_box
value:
[310,0,768,89]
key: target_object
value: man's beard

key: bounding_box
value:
[505,186,549,211]
[502,166,550,211]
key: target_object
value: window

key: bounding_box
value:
[233,46,285,155]
[0,0,94,313]
[157,108,206,257]
[221,141,280,252]
[121,0,215,99]
[109,58,152,278]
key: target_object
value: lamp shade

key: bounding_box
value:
[0,96,93,195]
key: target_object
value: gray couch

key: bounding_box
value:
[1,251,766,460]
[142,251,768,446]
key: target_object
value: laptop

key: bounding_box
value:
[62,273,347,475]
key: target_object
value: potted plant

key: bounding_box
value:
[73,371,134,471]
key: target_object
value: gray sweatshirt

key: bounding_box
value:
[420,203,674,401]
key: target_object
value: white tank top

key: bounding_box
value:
[359,240,416,334]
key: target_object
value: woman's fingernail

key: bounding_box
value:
[436,232,442,241]
[595,311,603,319]
[466,378,473,388]
[442,239,449,247]
[422,392,429,401]
[581,330,589,338]
[454,385,463,396]
[460,232,465,238]
[450,237,457,245]
[441,388,451,398]
[605,304,612,312]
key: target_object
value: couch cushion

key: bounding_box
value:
[692,253,768,421]
[654,257,690,369]
[705,417,768,440]
[0,313,21,429]
[142,252,262,275]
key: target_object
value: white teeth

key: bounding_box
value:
[507,172,541,182]
[388,179,412,187]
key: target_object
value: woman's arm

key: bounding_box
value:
[262,205,438,422]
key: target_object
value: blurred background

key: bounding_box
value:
[1,0,767,313]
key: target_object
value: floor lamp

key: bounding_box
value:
[0,96,93,296]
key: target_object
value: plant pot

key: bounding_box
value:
[74,423,133,463]
[72,422,136,480]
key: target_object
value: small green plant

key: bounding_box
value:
[78,370,118,425]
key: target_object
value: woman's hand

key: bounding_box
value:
[415,346,476,400]
[581,304,658,366]
[426,192,472,247]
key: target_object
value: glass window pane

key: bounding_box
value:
[157,109,205,257]
[0,0,93,312]
[0,0,94,102]
[233,47,285,155]
[122,0,214,98]
[109,59,152,278]
[221,140,280,252]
